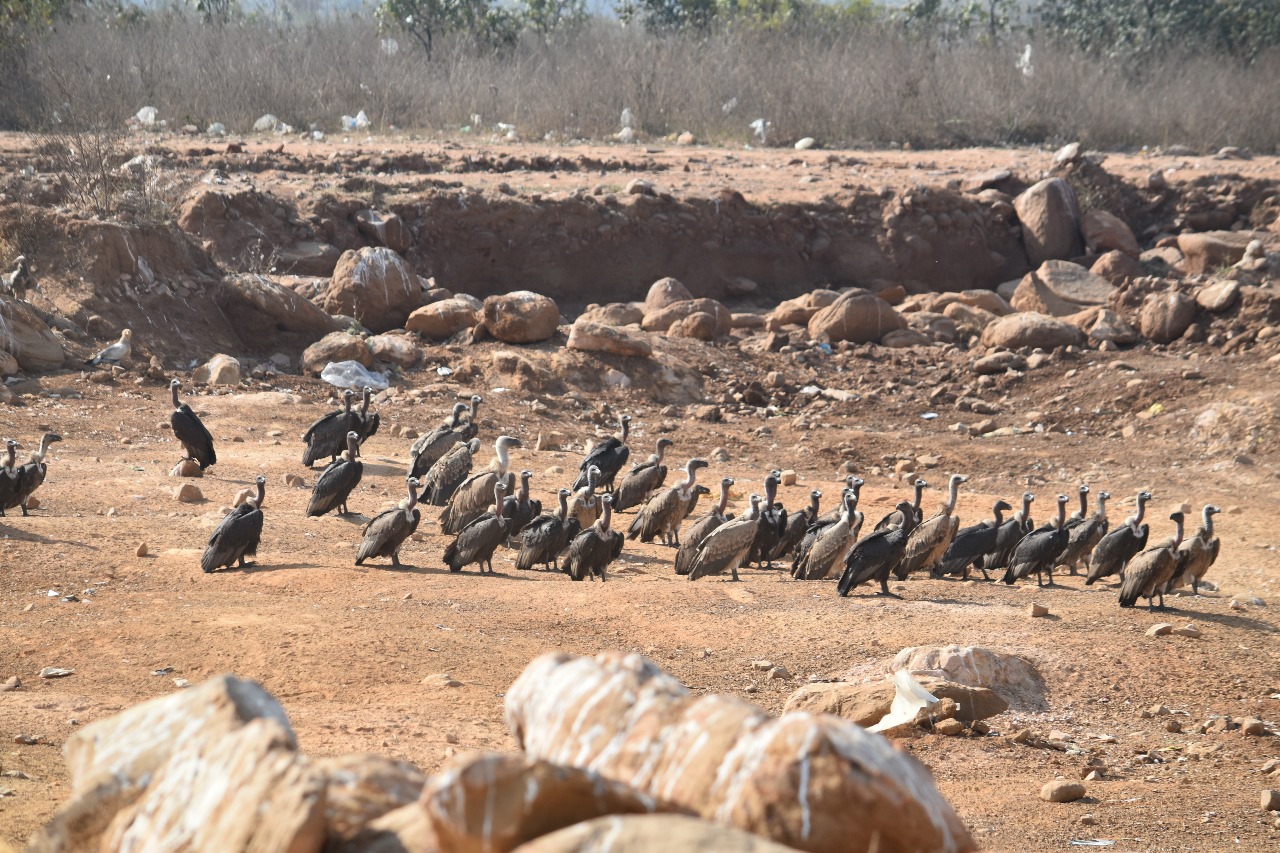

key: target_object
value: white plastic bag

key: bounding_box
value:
[320,360,389,391]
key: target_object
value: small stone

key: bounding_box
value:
[544,465,564,476]
[1149,704,1170,716]
[971,418,997,435]
[15,734,39,745]
[1164,719,1182,733]
[402,428,419,439]
[767,666,792,681]
[1029,603,1049,618]
[1241,718,1266,737]
[445,732,460,744]
[283,473,306,488]
[934,718,965,736]
[268,429,283,438]
[173,678,192,688]
[780,469,798,486]
[752,660,774,671]
[1084,770,1102,782]
[1172,624,1202,638]
[1229,598,1245,611]
[38,667,74,678]
[1261,789,1280,811]
[0,676,19,691]
[711,447,730,462]
[136,542,148,558]
[1011,728,1033,744]
[1146,623,1174,637]
[1041,780,1086,803]
[173,483,203,503]
[170,459,203,478]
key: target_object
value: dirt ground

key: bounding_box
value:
[1,137,1279,851]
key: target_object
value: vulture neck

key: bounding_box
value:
[404,483,418,519]
[342,395,353,414]
[1095,495,1108,521]
[912,481,924,509]
[808,493,820,517]
[943,478,961,514]
[1053,500,1067,530]
[1201,507,1215,538]
[557,491,570,520]
[495,442,512,473]
[35,435,56,463]
[253,480,266,509]
[679,464,699,498]
[1170,516,1185,549]
[360,390,371,416]
[992,502,1007,525]
[171,384,182,409]
[598,501,613,533]
[3,444,14,470]
[1128,496,1147,533]
[716,483,731,517]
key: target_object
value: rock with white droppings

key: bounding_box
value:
[1040,780,1085,803]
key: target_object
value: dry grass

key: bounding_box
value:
[6,14,1280,151]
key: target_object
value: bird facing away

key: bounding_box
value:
[202,476,265,573]
[354,386,380,442]
[837,500,920,597]
[1119,512,1187,611]
[936,499,1014,581]
[410,402,469,477]
[302,389,358,468]
[747,472,787,569]
[1003,494,1071,587]
[612,437,674,512]
[1,433,61,517]
[795,490,863,582]
[85,329,132,366]
[1057,490,1109,575]
[356,478,422,568]
[1167,504,1221,596]
[675,477,734,576]
[516,488,580,572]
[307,431,364,517]
[1086,491,1152,585]
[572,414,632,493]
[874,478,927,532]
[169,379,216,470]
[563,494,625,582]
[770,489,820,563]
[687,494,762,582]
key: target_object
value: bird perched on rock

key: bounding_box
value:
[202,476,265,573]
[168,379,216,471]
[85,329,132,367]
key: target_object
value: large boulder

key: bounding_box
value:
[667,311,720,341]
[807,291,906,344]
[1138,291,1197,343]
[1011,261,1115,317]
[367,333,421,368]
[481,291,561,344]
[784,677,1009,725]
[505,652,975,853]
[1196,280,1240,313]
[1176,230,1265,275]
[1014,178,1083,264]
[770,289,841,327]
[355,209,415,255]
[303,332,372,375]
[513,815,799,853]
[316,753,427,847]
[890,645,1046,709]
[406,298,478,340]
[566,320,652,357]
[580,302,644,327]
[323,247,422,333]
[981,312,1084,350]
[276,241,343,277]
[1081,210,1140,257]
[220,274,342,336]
[643,277,693,313]
[0,297,65,371]
[642,298,732,337]
[192,353,241,386]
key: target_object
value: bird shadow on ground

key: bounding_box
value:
[239,561,317,574]
[368,563,457,576]
[0,526,91,547]
[361,463,405,477]
[1145,607,1277,633]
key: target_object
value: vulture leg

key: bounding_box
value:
[729,565,739,582]
[391,552,402,568]
[21,503,30,517]
[876,573,899,598]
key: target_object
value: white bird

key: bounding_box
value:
[722,97,738,115]
[620,107,635,129]
[749,118,771,145]
[85,329,133,366]
[616,127,635,144]
[1,256,33,298]
[1017,44,1034,78]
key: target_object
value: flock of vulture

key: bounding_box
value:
[2,382,1222,610]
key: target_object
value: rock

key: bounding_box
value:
[642,298,732,337]
[171,459,203,478]
[302,332,372,375]
[1146,623,1174,637]
[973,351,1026,375]
[731,312,765,329]
[1011,261,1115,317]
[1091,250,1145,286]
[1014,178,1083,265]
[566,320,652,358]
[219,274,341,337]
[1086,309,1141,346]
[135,543,148,558]
[482,291,561,344]
[323,247,422,333]
[1262,789,1280,811]
[955,289,1013,315]
[283,473,306,488]
[0,296,65,371]
[1196,280,1240,313]
[943,302,998,336]
[367,333,421,368]
[505,652,975,853]
[905,312,958,344]
[780,469,798,486]
[192,353,241,386]
[579,303,643,327]
[625,178,655,196]
[424,752,675,853]
[981,313,1084,350]
[1177,231,1265,275]
[890,645,1045,709]
[275,241,342,277]
[1040,780,1086,803]
[881,328,934,348]
[807,291,906,344]
[770,290,840,327]
[329,800,438,853]
[355,209,415,254]
[1170,624,1202,638]
[724,276,758,296]
[766,666,791,680]
[1029,603,1049,618]
[406,298,478,340]
[0,348,20,376]
[1138,291,1197,343]
[174,483,203,503]
[511,815,798,853]
[1052,141,1082,167]
[934,718,965,736]
[39,667,74,678]
[784,677,1008,725]
[667,311,720,341]
[316,753,427,846]
[1082,211,1140,257]
[643,277,692,313]
[1,676,19,691]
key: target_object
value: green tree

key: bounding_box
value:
[615,0,718,34]
[375,0,495,58]
[518,0,585,36]
[1037,0,1280,62]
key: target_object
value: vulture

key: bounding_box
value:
[302,389,358,468]
[793,491,863,581]
[817,476,864,525]
[356,478,422,568]
[353,386,381,442]
[793,486,859,574]
[306,431,364,517]
[85,329,132,366]
[0,440,21,512]
[439,435,521,535]
[457,394,483,441]
[2,433,61,516]
[894,473,967,580]
[409,402,468,478]
[837,500,920,597]
[202,476,265,573]
[683,484,711,519]
[572,414,632,493]
[1057,490,1109,575]
[1167,504,1221,596]
[169,379,216,471]
[1119,512,1186,611]
[563,494,625,582]
[984,491,1035,573]
[747,472,787,569]
[515,489,580,572]
[1003,494,1071,587]
[628,458,710,546]
[612,438,674,512]
[687,494,762,582]
[1085,491,1152,585]
[874,478,927,532]
[444,481,510,574]
[423,438,481,506]
[2,255,33,298]
[566,465,603,531]
[501,470,542,542]
[936,499,1014,580]
[770,489,820,563]
[675,477,734,576]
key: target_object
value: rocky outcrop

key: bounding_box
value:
[1195,280,1240,313]
[1083,308,1141,345]
[981,312,1083,350]
[784,677,1009,726]
[565,320,652,357]
[323,247,422,333]
[1090,250,1145,286]
[505,651,975,853]
[643,277,693,313]
[355,209,415,255]
[406,298,479,340]
[303,332,373,374]
[1014,178,1083,265]
[1176,230,1265,275]
[512,815,799,853]
[481,291,561,344]
[1138,291,1197,343]
[580,303,644,327]
[642,298,732,337]
[1011,261,1114,317]
[193,353,241,385]
[0,297,65,371]
[1081,210,1139,257]
[807,291,905,344]
[219,274,343,338]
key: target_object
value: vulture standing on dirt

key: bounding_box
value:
[794,486,858,573]
[566,465,603,530]
[936,499,1014,581]
[302,389,358,468]
[168,379,216,471]
[440,435,521,534]
[1,255,33,298]
[563,494,625,582]
[2,433,61,516]
[687,494,762,582]
[1003,494,1071,587]
[1119,511,1186,611]
[611,438,674,512]
[306,431,364,517]
[771,489,820,564]
[837,500,920,597]
[1057,490,1109,575]
[515,489,580,572]
[984,491,1035,574]
[501,470,541,542]
[356,478,422,568]
[410,402,469,478]
[874,478,928,532]
[747,472,787,569]
[1167,504,1220,596]
[572,414,632,493]
[674,477,734,576]
[0,440,20,512]
[895,473,967,580]
[202,476,266,573]
[444,481,510,574]
[1085,491,1152,585]
[85,328,132,366]
[817,476,864,524]
[683,484,711,519]
[424,438,481,506]
[628,458,710,546]
[793,491,863,581]
[353,386,381,442]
